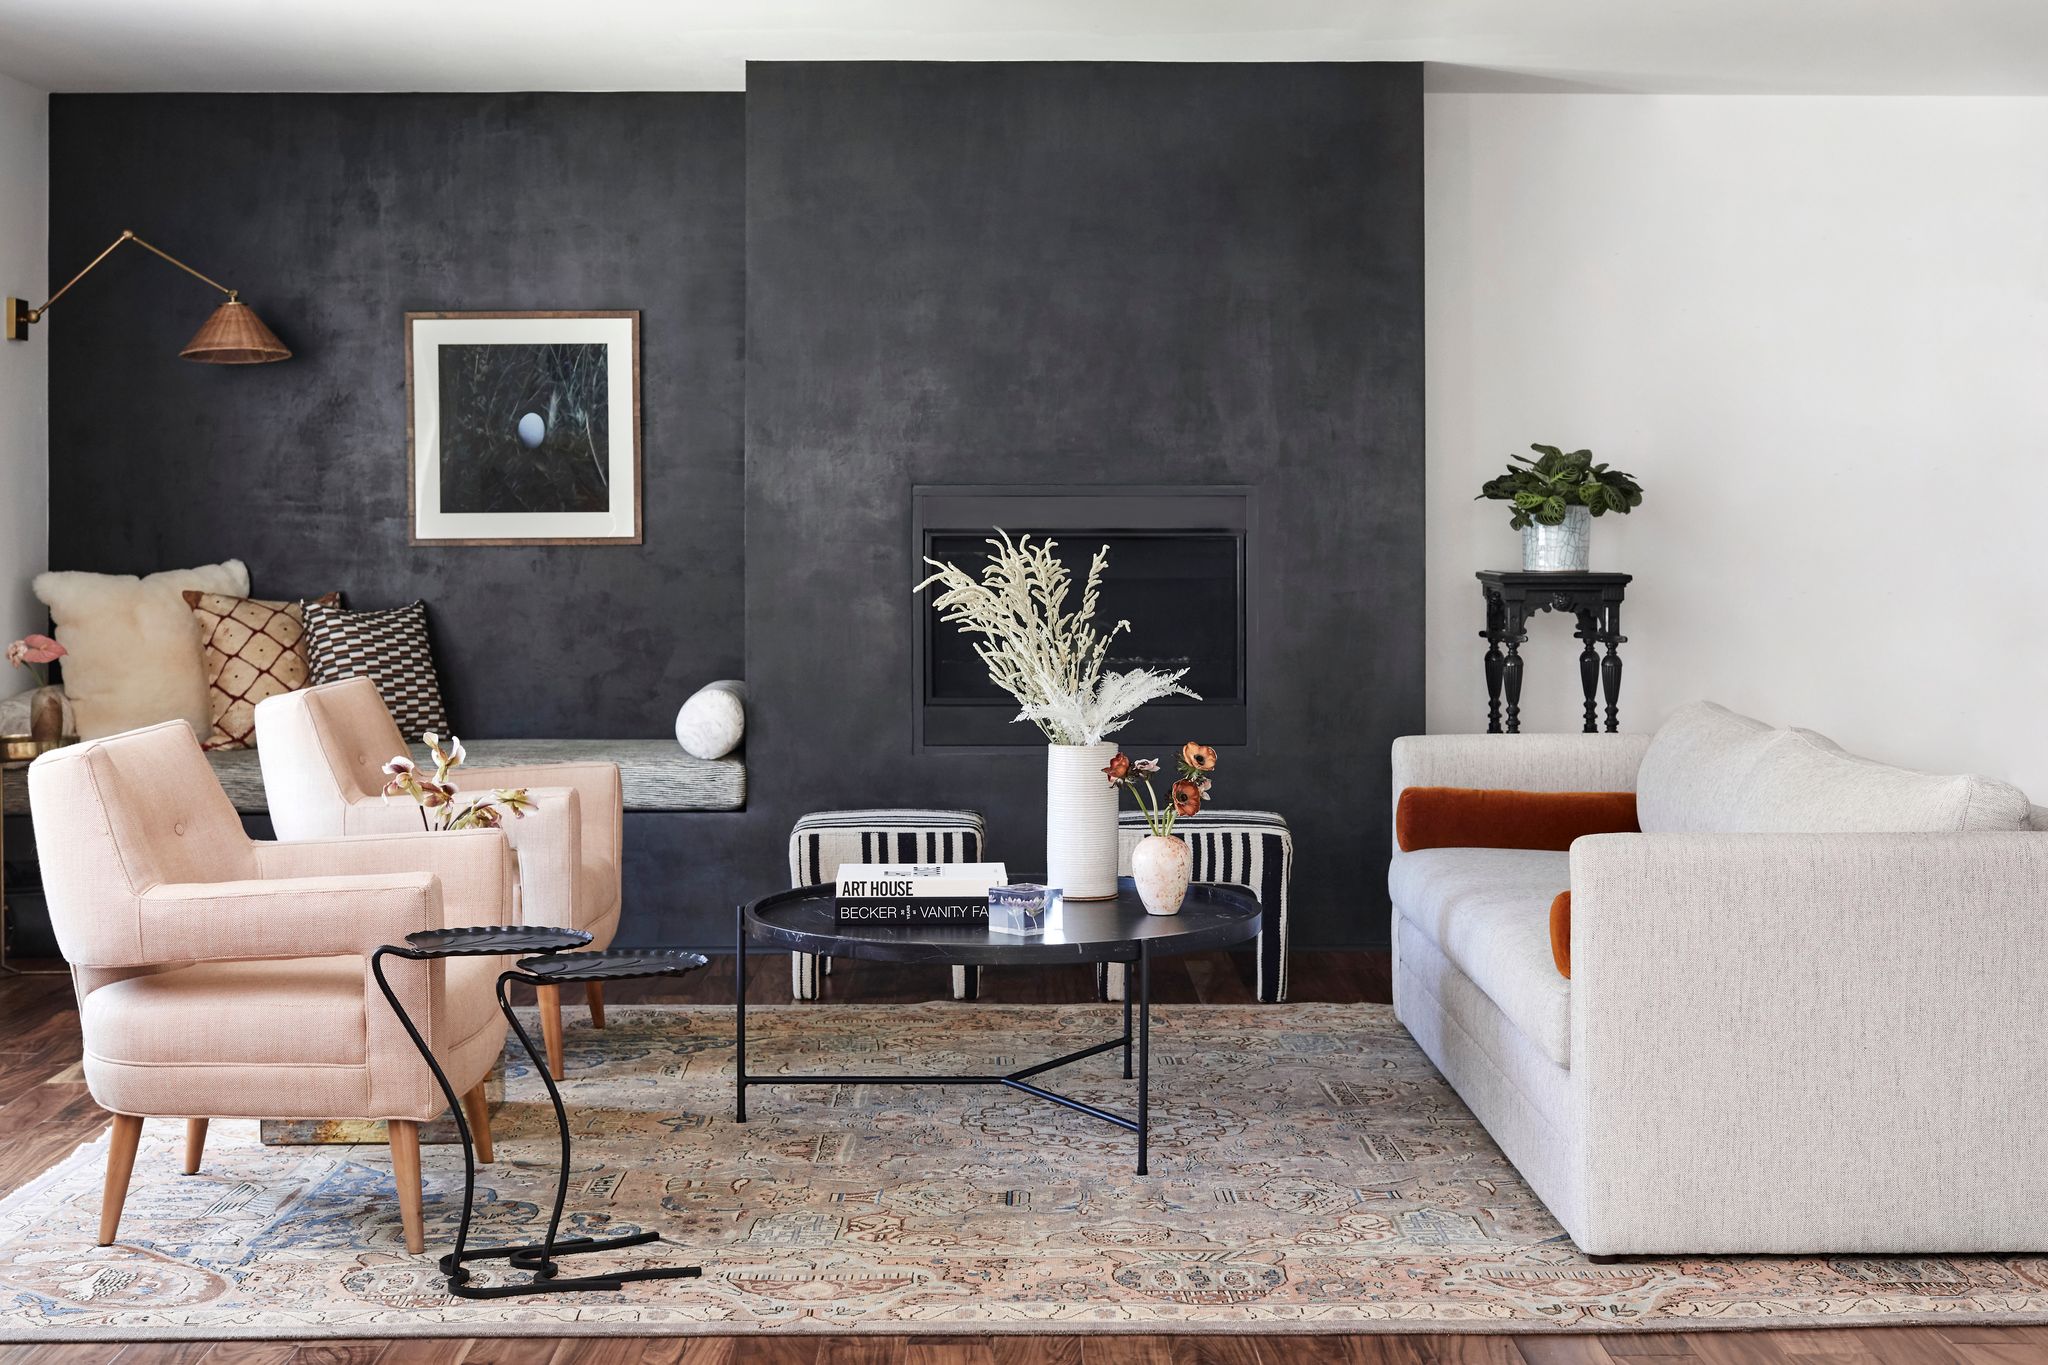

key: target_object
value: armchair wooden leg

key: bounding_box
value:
[460,1083,494,1165]
[99,1114,144,1247]
[183,1118,208,1175]
[389,1119,424,1255]
[585,981,606,1030]
[538,983,566,1080]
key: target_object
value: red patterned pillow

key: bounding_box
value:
[183,591,340,750]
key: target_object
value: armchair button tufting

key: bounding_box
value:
[173,820,186,836]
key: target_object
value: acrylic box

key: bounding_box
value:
[988,883,1060,936]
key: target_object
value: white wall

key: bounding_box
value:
[0,73,45,651]
[1426,95,2048,795]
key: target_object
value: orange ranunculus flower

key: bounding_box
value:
[1102,752,1132,782]
[1172,779,1203,817]
[1181,742,1217,772]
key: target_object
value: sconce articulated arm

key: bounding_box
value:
[24,230,238,326]
[6,229,288,363]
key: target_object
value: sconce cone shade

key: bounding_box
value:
[180,300,291,364]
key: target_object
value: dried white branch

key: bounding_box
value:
[914,530,1200,745]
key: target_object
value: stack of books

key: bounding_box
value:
[832,862,1007,926]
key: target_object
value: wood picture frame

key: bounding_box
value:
[405,310,643,545]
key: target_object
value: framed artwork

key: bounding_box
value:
[405,311,642,545]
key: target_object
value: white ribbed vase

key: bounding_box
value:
[1045,741,1120,900]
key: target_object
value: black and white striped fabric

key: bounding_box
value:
[1106,808,1294,1003]
[303,600,450,742]
[787,808,986,1002]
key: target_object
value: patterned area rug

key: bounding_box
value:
[2,1003,2045,1339]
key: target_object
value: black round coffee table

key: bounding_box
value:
[736,877,1261,1174]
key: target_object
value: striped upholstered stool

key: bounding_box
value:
[786,808,988,1002]
[1101,808,1294,1003]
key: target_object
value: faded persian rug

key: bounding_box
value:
[1,1003,2044,1339]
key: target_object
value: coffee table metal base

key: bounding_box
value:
[735,909,1156,1174]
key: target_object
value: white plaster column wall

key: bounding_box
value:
[1426,94,2048,794]
[0,73,47,651]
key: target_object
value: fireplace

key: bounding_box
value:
[913,486,1253,749]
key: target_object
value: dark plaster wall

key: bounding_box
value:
[46,93,746,739]
[745,63,1425,949]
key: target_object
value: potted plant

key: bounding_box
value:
[1104,742,1217,915]
[1477,444,1644,571]
[916,532,1195,899]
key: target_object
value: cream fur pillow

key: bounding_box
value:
[34,560,250,739]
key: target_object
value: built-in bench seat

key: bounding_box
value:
[2,738,746,816]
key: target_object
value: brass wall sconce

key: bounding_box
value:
[5,230,291,364]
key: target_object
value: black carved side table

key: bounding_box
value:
[1476,571,1631,734]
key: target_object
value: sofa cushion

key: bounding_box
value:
[33,559,250,739]
[304,599,450,742]
[3,739,748,818]
[1634,701,1776,833]
[1731,729,2031,833]
[185,590,338,751]
[1396,787,1638,852]
[1549,890,1573,978]
[1389,847,1571,1066]
[675,679,746,759]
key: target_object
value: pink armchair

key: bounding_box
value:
[28,721,517,1254]
[254,676,622,1079]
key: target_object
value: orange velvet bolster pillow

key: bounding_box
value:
[1550,891,1572,978]
[1394,787,1639,853]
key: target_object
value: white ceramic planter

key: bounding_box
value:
[1131,833,1191,916]
[1045,741,1120,900]
[1522,504,1592,571]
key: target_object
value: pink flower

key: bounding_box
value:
[6,635,62,669]
[22,635,62,664]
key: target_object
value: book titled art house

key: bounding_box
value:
[833,862,1008,926]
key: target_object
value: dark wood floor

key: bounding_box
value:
[0,950,2031,1364]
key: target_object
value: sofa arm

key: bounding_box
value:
[1565,831,2048,1252]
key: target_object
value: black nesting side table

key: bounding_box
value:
[372,927,708,1297]
[1476,570,1632,734]
[736,878,1262,1174]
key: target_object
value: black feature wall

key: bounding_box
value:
[745,63,1424,948]
[47,93,746,737]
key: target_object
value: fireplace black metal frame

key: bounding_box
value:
[910,484,1257,752]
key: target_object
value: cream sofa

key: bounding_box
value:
[1389,701,2048,1257]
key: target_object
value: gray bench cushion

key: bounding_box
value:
[4,738,745,816]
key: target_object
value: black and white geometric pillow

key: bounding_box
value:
[303,599,450,740]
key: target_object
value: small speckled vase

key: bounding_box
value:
[1131,833,1191,916]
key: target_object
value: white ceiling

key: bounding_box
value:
[0,0,2044,95]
